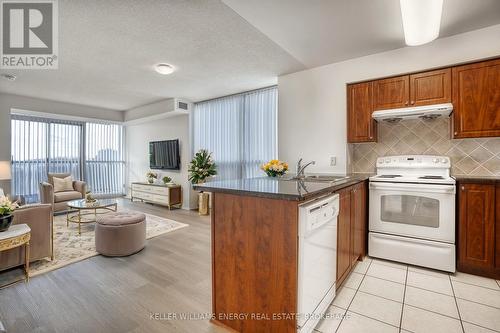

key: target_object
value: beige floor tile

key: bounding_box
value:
[370,258,408,270]
[366,263,407,284]
[406,270,453,295]
[348,291,402,326]
[450,272,500,290]
[401,305,463,333]
[457,298,500,331]
[315,306,347,333]
[452,281,500,308]
[343,272,364,290]
[408,265,451,279]
[353,260,371,275]
[358,275,404,302]
[462,322,497,333]
[332,287,356,310]
[404,286,459,318]
[337,311,398,333]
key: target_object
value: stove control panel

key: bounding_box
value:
[376,155,450,168]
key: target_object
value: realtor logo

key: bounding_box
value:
[1,0,58,69]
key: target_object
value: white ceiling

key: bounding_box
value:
[222,0,500,68]
[1,0,500,111]
[0,0,304,110]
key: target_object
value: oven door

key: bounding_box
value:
[369,182,455,243]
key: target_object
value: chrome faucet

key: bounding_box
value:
[296,158,315,178]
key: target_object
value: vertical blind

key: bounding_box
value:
[11,115,125,202]
[192,86,277,180]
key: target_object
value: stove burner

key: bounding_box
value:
[378,175,402,178]
[418,176,445,180]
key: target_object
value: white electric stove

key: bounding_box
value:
[368,155,456,272]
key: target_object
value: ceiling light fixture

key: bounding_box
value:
[400,0,443,46]
[154,63,175,75]
[1,73,17,81]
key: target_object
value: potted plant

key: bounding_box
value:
[0,196,19,232]
[188,149,217,215]
[261,159,288,177]
[162,176,173,185]
[146,171,158,184]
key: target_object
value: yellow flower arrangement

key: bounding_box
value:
[261,159,288,177]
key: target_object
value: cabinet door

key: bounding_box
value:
[458,184,495,273]
[347,82,377,143]
[351,182,367,266]
[496,185,500,271]
[372,75,409,110]
[336,188,351,287]
[409,68,451,107]
[452,59,500,138]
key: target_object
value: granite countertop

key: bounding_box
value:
[453,175,500,184]
[193,173,371,201]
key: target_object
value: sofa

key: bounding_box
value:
[39,173,87,213]
[0,203,53,271]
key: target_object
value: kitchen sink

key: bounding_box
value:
[288,175,351,183]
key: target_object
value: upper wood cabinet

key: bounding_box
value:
[347,82,377,143]
[372,75,409,110]
[409,68,451,107]
[452,58,500,138]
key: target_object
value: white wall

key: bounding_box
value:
[126,114,196,209]
[278,24,500,174]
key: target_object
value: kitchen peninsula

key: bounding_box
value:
[194,175,369,332]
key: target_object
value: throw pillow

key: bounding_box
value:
[53,176,73,192]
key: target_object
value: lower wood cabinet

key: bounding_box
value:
[457,181,500,279]
[337,181,368,287]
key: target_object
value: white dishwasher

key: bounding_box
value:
[297,193,339,333]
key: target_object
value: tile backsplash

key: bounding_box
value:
[350,118,500,176]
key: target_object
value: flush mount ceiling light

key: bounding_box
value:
[154,63,175,75]
[400,0,443,46]
[1,73,17,81]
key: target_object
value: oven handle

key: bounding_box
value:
[369,182,456,194]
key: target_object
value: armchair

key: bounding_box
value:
[39,173,87,213]
[0,203,53,271]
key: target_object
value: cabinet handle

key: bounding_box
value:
[405,101,409,106]
[454,132,458,135]
[410,101,415,105]
[461,186,465,191]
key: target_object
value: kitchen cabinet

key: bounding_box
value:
[347,82,377,143]
[351,181,367,266]
[452,58,500,138]
[336,187,352,287]
[409,68,451,107]
[457,181,500,279]
[372,75,409,110]
[336,181,368,287]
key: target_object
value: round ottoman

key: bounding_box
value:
[95,211,146,256]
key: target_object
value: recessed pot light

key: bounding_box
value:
[154,63,175,75]
[1,73,17,81]
[400,0,443,46]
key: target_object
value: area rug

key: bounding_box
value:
[26,210,188,277]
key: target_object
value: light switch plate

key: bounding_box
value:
[330,156,336,166]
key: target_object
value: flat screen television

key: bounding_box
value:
[149,139,180,170]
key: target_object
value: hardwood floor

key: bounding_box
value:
[0,199,226,333]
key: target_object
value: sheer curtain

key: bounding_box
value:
[192,86,277,180]
[11,115,125,202]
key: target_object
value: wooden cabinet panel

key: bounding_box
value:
[336,188,351,286]
[496,185,500,270]
[409,68,451,106]
[452,58,500,138]
[351,182,367,266]
[458,184,495,273]
[347,82,377,143]
[372,75,409,110]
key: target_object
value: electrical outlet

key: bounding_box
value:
[330,156,336,166]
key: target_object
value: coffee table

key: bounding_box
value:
[66,199,117,235]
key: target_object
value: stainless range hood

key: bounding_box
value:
[372,103,453,123]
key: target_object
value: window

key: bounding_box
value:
[192,86,277,180]
[11,115,125,202]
